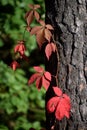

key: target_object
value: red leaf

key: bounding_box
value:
[51,43,56,52]
[63,94,71,104]
[55,99,65,120]
[36,29,46,48]
[14,43,26,56]
[42,76,50,90]
[14,44,19,53]
[33,66,44,73]
[45,43,56,60]
[28,73,40,85]
[42,72,51,90]
[46,24,54,30]
[45,29,52,42]
[44,71,51,81]
[34,11,40,21]
[47,86,71,120]
[47,97,60,113]
[63,94,71,111]
[10,61,20,71]
[53,87,62,97]
[25,10,34,26]
[39,20,45,26]
[30,26,42,35]
[36,76,42,90]
[45,43,52,60]
[55,97,71,120]
[33,4,40,9]
[29,4,40,10]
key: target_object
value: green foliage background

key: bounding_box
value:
[0,0,45,129]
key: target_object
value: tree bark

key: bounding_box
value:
[45,0,87,130]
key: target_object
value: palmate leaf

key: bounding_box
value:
[31,26,46,48]
[30,20,54,48]
[55,97,71,120]
[25,4,40,26]
[14,41,26,55]
[28,66,51,90]
[47,86,71,120]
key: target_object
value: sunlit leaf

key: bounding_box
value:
[34,11,40,21]
[28,73,40,85]
[36,77,42,90]
[45,43,56,60]
[53,87,62,97]
[47,97,60,113]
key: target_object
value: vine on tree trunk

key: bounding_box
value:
[10,4,71,130]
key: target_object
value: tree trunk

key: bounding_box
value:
[45,0,87,130]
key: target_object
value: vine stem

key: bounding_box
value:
[55,43,60,87]
[52,35,60,87]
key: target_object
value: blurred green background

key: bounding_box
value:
[0,0,45,129]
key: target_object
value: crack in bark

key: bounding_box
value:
[70,34,75,65]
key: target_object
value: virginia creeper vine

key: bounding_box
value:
[10,4,71,130]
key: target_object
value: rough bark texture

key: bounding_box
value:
[45,0,87,130]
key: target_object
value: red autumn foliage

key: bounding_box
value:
[47,87,71,120]
[28,66,51,90]
[10,3,71,124]
[10,61,20,70]
[25,4,40,26]
[30,20,54,48]
[45,42,56,60]
[14,40,26,56]
[14,40,29,61]
[34,66,44,73]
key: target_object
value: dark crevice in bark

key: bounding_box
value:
[70,34,75,66]
[86,0,87,13]
[65,65,69,90]
[83,63,87,84]
[83,42,87,84]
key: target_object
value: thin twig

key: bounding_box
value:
[55,43,60,87]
